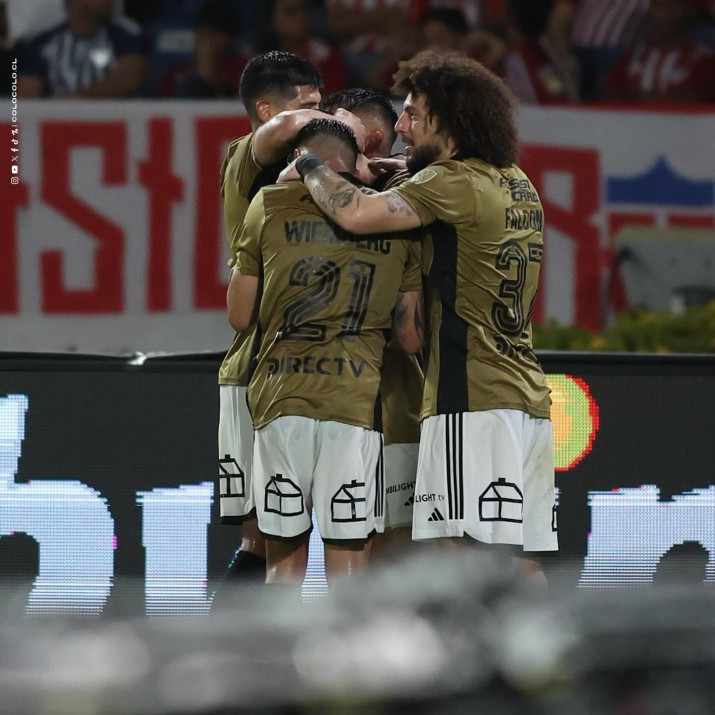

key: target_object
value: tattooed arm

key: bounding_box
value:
[392,290,424,354]
[300,163,422,234]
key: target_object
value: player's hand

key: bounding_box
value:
[278,158,301,183]
[368,155,407,175]
[333,108,367,153]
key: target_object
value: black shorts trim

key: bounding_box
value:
[257,525,313,543]
[322,528,376,547]
[219,508,256,526]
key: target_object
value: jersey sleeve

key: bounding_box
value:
[219,139,241,198]
[234,192,265,277]
[389,163,475,227]
[399,235,423,293]
[221,134,262,264]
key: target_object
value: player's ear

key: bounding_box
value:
[364,128,384,157]
[255,100,272,123]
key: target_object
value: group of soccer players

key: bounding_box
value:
[214,48,557,606]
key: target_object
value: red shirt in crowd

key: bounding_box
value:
[502,37,579,104]
[603,40,715,103]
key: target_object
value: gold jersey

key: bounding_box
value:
[380,344,423,445]
[235,180,423,431]
[218,133,282,387]
[391,158,551,420]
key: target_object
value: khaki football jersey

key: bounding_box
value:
[391,158,551,420]
[380,344,423,445]
[218,133,282,387]
[235,180,423,431]
[375,170,424,447]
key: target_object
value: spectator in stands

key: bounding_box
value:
[257,0,347,95]
[365,6,506,92]
[164,0,245,98]
[421,6,470,52]
[599,0,715,104]
[499,0,579,104]
[325,0,417,89]
[17,0,149,98]
[419,7,506,69]
[547,0,650,103]
[426,0,508,34]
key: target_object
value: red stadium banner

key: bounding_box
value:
[1,101,713,353]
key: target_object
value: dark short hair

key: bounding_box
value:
[321,87,398,126]
[419,8,469,35]
[239,51,323,120]
[392,50,519,167]
[320,87,398,150]
[293,118,359,159]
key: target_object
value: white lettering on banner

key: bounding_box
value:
[1,102,712,352]
[137,484,214,616]
[0,395,114,615]
[0,393,220,616]
[579,485,715,587]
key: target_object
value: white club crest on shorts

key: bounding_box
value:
[265,474,304,516]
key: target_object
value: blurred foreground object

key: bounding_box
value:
[2,549,715,714]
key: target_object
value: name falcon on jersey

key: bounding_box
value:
[285,221,392,254]
[267,355,366,377]
[504,208,544,232]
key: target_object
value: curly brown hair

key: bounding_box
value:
[392,51,519,168]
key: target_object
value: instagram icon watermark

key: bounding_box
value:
[10,57,19,184]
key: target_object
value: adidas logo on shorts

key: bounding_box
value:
[404,495,415,507]
[428,508,445,522]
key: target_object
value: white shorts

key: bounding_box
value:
[253,416,381,542]
[218,385,254,522]
[412,410,558,552]
[375,442,418,532]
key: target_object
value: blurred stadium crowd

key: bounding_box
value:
[2,0,714,104]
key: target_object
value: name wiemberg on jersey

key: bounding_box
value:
[284,221,392,254]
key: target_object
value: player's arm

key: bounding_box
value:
[227,269,259,332]
[253,108,366,167]
[392,290,424,354]
[289,156,422,234]
[252,109,328,167]
[226,193,264,331]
